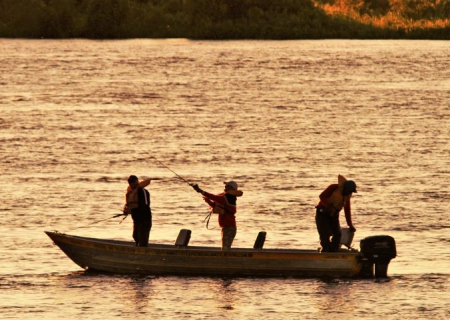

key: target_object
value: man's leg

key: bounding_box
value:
[329,216,342,252]
[132,223,139,246]
[137,220,152,247]
[221,226,237,250]
[316,208,331,252]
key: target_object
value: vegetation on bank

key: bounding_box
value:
[317,0,450,36]
[1,0,449,39]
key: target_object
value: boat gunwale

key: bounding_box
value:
[45,230,360,256]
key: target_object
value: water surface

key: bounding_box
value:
[0,39,449,319]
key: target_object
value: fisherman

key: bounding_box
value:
[192,181,243,250]
[123,175,152,247]
[315,175,357,252]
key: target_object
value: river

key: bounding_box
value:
[0,39,449,319]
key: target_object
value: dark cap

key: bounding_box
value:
[127,175,138,183]
[343,180,357,195]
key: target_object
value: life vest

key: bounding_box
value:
[125,189,139,215]
[211,190,243,215]
[327,189,345,215]
[316,175,349,216]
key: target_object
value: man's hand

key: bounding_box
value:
[191,184,203,194]
[349,225,356,233]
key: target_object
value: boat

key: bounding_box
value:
[45,229,396,278]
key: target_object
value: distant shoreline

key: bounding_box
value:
[1,0,449,40]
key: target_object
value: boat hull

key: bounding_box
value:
[45,231,363,278]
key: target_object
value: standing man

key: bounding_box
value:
[123,175,152,247]
[192,181,243,250]
[315,175,357,252]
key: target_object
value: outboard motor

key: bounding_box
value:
[359,235,396,278]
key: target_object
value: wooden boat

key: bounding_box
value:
[45,229,396,278]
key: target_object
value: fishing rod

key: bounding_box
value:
[85,213,128,226]
[65,213,128,232]
[148,154,219,230]
[149,155,193,187]
[149,154,216,230]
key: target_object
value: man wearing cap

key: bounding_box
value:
[123,175,152,247]
[315,175,357,252]
[192,181,243,250]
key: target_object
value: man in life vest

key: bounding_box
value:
[192,181,243,250]
[123,175,152,247]
[315,175,357,252]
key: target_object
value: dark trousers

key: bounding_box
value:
[133,220,152,247]
[315,208,341,252]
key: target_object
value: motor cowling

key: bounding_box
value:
[359,235,397,278]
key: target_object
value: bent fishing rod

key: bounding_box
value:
[149,155,193,188]
[149,155,215,230]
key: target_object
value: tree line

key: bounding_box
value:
[0,0,449,39]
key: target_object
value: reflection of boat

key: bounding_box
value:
[45,230,396,278]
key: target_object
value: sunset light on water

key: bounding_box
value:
[1,39,449,319]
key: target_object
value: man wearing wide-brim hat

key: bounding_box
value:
[192,181,243,250]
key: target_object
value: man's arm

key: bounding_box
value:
[203,197,214,207]
[139,179,151,188]
[344,201,356,232]
[202,191,227,206]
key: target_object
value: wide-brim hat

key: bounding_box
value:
[224,181,238,190]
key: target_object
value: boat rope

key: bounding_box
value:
[203,210,216,230]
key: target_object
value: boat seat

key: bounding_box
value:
[175,229,191,247]
[253,231,266,249]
